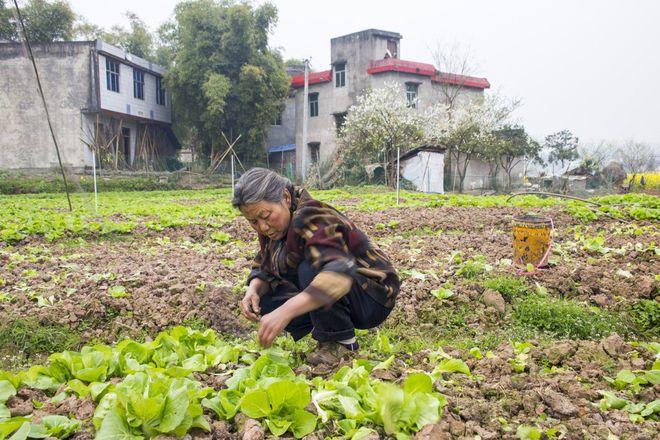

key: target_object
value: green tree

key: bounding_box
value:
[0,0,15,41]
[153,20,178,67]
[284,58,307,71]
[73,16,103,40]
[493,125,542,192]
[165,0,289,163]
[102,11,154,60]
[545,130,579,175]
[1,0,74,43]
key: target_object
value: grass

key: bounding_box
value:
[0,317,82,358]
[181,316,211,331]
[455,255,492,279]
[482,275,531,302]
[513,293,627,340]
[628,299,660,337]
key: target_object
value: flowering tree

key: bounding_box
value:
[428,95,516,193]
[339,83,429,185]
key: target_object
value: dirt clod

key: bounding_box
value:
[240,419,264,440]
[540,388,579,417]
[481,289,505,314]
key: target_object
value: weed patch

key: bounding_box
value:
[0,317,81,357]
[513,294,626,339]
[629,299,660,337]
[483,275,530,301]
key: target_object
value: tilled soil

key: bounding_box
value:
[1,204,658,438]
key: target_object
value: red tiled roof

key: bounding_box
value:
[367,58,437,76]
[432,72,490,89]
[290,70,332,88]
[289,60,490,90]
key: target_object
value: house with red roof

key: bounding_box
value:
[266,29,491,189]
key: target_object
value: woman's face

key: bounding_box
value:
[240,189,292,240]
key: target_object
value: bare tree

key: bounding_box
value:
[616,140,656,185]
[578,140,614,173]
[431,41,478,117]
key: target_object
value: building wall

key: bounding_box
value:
[267,98,296,148]
[446,157,527,191]
[0,40,176,171]
[331,29,401,101]
[0,41,95,169]
[266,29,490,185]
[287,75,486,177]
[293,81,339,172]
[98,53,171,123]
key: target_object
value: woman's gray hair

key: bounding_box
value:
[232,168,291,208]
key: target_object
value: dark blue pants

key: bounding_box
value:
[259,261,392,342]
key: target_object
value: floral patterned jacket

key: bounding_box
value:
[247,186,399,309]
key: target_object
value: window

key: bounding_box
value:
[387,39,398,58]
[334,112,347,132]
[133,69,145,100]
[309,93,318,117]
[335,62,346,87]
[406,83,418,108]
[106,58,120,92]
[309,143,320,164]
[156,77,166,105]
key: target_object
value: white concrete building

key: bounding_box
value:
[265,29,493,191]
[0,40,179,171]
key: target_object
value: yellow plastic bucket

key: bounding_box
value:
[512,215,552,268]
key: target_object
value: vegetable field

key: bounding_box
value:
[0,187,658,439]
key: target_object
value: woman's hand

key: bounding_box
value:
[258,307,292,348]
[240,287,261,322]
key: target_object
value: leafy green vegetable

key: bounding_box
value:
[95,372,211,438]
[108,286,130,298]
[431,358,471,379]
[0,380,16,419]
[30,415,80,439]
[240,380,316,438]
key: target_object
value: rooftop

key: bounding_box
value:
[330,29,402,42]
[290,58,490,90]
[290,70,332,88]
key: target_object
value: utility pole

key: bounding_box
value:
[301,58,310,183]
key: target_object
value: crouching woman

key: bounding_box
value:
[233,168,399,359]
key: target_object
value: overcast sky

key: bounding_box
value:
[68,0,660,148]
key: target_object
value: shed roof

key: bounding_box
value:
[268,144,296,154]
[399,145,447,162]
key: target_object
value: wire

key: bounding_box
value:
[12,0,73,211]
